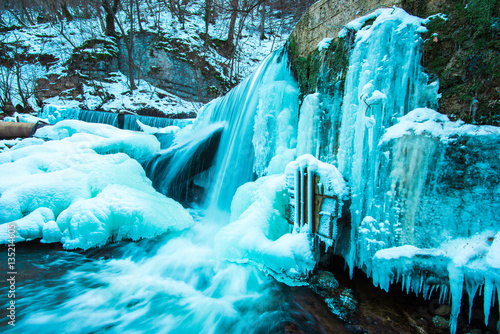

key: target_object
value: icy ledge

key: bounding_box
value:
[372,231,500,333]
[382,108,500,143]
[370,109,500,333]
[0,120,194,249]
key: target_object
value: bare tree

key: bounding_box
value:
[226,0,238,47]
[134,0,143,32]
[112,0,137,90]
[204,0,214,47]
[101,0,120,36]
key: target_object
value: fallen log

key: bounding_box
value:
[0,121,42,139]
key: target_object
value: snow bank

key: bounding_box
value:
[34,120,160,159]
[339,7,427,40]
[0,120,193,249]
[136,120,180,135]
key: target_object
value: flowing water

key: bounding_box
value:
[5,8,497,333]
[1,210,348,333]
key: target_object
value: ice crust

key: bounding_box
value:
[216,155,346,285]
[0,120,193,249]
[215,171,314,285]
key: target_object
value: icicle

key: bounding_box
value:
[465,277,480,323]
[405,273,411,294]
[439,284,448,305]
[484,277,494,326]
[448,265,464,334]
[428,285,436,300]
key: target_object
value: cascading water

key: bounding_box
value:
[39,107,192,131]
[140,122,224,202]
[189,48,300,211]
[138,46,299,211]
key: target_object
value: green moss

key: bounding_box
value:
[422,0,500,125]
[288,36,349,102]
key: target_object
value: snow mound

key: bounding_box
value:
[0,121,193,249]
[215,173,315,285]
[34,120,160,159]
[339,7,427,40]
[136,120,180,135]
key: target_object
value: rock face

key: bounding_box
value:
[35,74,84,103]
[35,33,230,107]
[117,32,229,103]
[290,0,402,58]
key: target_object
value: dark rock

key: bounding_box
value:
[116,32,230,103]
[432,315,449,329]
[310,270,340,296]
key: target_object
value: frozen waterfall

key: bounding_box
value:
[2,6,499,334]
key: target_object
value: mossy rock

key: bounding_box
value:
[288,36,349,102]
[421,0,500,125]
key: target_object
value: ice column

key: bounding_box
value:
[334,8,439,274]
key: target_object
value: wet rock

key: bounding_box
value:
[433,305,451,317]
[466,329,483,334]
[432,315,449,329]
[309,270,339,296]
[324,288,357,322]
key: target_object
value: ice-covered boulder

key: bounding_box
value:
[0,120,194,249]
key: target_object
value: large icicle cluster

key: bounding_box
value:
[324,8,500,331]
[0,120,194,249]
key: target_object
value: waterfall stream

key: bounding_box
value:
[2,214,349,333]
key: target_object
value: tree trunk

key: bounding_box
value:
[60,2,73,22]
[227,0,239,47]
[128,0,137,90]
[204,0,213,48]
[135,0,143,32]
[15,64,28,108]
[102,0,120,37]
[259,3,265,40]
